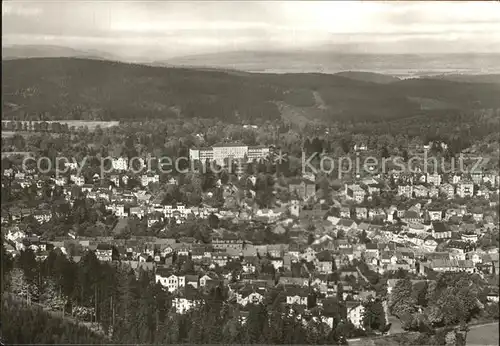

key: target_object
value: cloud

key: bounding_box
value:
[2,2,42,17]
[2,1,500,57]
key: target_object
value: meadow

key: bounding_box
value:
[1,120,119,131]
[466,322,499,346]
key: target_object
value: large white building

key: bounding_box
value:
[189,144,269,166]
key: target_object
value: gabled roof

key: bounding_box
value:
[316,250,333,262]
[338,219,355,227]
[432,222,448,233]
[283,285,309,297]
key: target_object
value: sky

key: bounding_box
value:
[2,1,500,59]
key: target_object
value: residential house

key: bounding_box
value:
[346,302,365,330]
[212,253,229,267]
[427,209,443,221]
[141,174,159,187]
[368,208,386,222]
[365,243,379,258]
[426,173,442,186]
[316,250,334,274]
[242,257,258,273]
[471,208,484,223]
[33,210,51,224]
[432,222,452,239]
[337,219,357,232]
[185,275,199,289]
[413,185,429,198]
[112,157,128,171]
[71,174,85,186]
[286,199,300,218]
[289,179,316,200]
[340,207,351,219]
[440,183,455,199]
[457,181,474,198]
[345,184,366,203]
[173,286,201,314]
[402,210,423,224]
[355,207,368,220]
[199,274,220,287]
[398,185,413,198]
[285,286,308,306]
[156,273,186,292]
[279,276,309,287]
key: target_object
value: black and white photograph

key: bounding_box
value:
[1,1,500,345]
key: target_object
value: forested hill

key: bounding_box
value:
[3,57,500,123]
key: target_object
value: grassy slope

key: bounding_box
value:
[3,58,500,124]
[466,323,499,346]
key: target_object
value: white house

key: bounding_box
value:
[173,295,201,314]
[155,273,186,292]
[347,303,365,330]
[112,157,128,171]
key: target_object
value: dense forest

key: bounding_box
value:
[3,58,500,123]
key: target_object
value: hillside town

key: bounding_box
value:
[2,138,499,343]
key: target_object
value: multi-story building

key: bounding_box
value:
[247,146,270,162]
[190,144,270,166]
[212,237,244,251]
[427,210,443,221]
[413,185,429,198]
[440,183,455,199]
[107,203,127,217]
[471,171,483,185]
[345,184,366,203]
[285,287,308,306]
[457,181,474,198]
[155,273,186,292]
[355,207,368,220]
[432,222,452,239]
[33,210,52,224]
[483,173,499,187]
[289,179,316,200]
[189,147,214,163]
[172,286,201,314]
[141,174,159,187]
[398,184,413,198]
[112,157,128,171]
[54,177,67,186]
[71,174,85,186]
[426,173,442,186]
[212,144,248,165]
[95,244,113,261]
[346,302,365,330]
[450,174,461,184]
[429,186,439,198]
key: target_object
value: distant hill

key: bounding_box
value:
[167,50,500,76]
[425,74,500,84]
[334,71,400,84]
[2,45,117,61]
[3,57,500,124]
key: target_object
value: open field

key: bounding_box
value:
[1,120,119,131]
[1,131,47,138]
[467,322,499,346]
[2,131,17,138]
[1,151,33,158]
